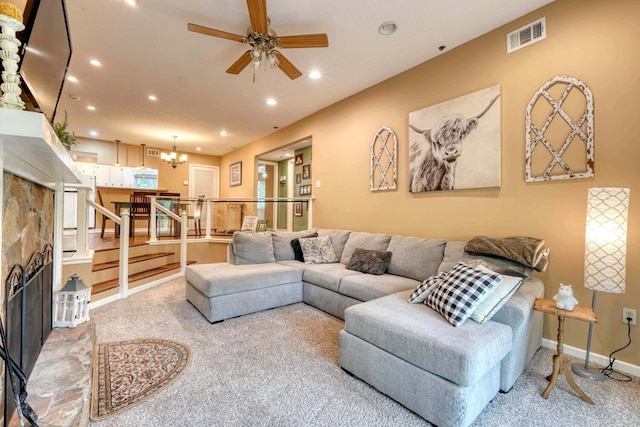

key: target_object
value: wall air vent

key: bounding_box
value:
[507,17,546,53]
[147,148,159,157]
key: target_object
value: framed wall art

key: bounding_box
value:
[241,215,258,231]
[525,75,594,182]
[230,161,242,187]
[294,202,302,217]
[296,173,302,184]
[295,153,304,165]
[408,85,501,192]
[302,164,311,179]
[370,126,398,191]
[299,184,311,196]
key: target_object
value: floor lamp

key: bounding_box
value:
[572,187,630,381]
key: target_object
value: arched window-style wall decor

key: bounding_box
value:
[370,126,398,191]
[525,75,594,182]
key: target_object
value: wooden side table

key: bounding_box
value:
[533,298,597,404]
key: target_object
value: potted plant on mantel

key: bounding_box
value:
[52,111,77,151]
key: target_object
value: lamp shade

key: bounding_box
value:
[584,187,630,294]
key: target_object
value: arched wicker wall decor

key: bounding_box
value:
[525,75,594,182]
[370,126,398,191]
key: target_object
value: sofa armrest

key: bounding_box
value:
[491,277,544,329]
[227,242,237,264]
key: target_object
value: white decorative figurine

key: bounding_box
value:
[553,283,578,311]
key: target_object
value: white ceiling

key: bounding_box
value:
[56,0,554,157]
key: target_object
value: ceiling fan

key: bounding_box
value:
[187,0,329,80]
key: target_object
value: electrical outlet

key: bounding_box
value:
[622,308,637,326]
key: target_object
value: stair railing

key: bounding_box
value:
[87,199,130,297]
[148,196,188,272]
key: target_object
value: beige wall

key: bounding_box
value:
[219,0,640,366]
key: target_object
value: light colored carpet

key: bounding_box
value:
[89,278,640,426]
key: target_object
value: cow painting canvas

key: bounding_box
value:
[409,85,501,192]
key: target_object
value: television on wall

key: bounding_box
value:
[17,0,73,123]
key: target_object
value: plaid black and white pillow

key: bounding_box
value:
[408,271,448,303]
[425,261,503,326]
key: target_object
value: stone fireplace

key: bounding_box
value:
[1,109,82,426]
[1,172,55,425]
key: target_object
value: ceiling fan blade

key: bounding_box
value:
[277,34,329,49]
[246,0,268,34]
[275,52,302,80]
[188,23,245,43]
[226,51,253,74]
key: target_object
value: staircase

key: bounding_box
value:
[91,242,195,300]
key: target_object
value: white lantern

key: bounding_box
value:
[53,274,91,327]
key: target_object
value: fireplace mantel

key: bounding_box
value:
[0,109,81,186]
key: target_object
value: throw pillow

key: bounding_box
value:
[470,265,524,323]
[408,271,448,303]
[299,235,339,264]
[272,229,318,261]
[231,231,276,265]
[291,233,318,262]
[425,261,503,327]
[345,248,393,275]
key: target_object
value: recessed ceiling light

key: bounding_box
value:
[90,130,98,137]
[148,95,157,101]
[67,75,78,83]
[378,21,398,36]
[196,147,202,151]
[266,98,277,106]
[309,71,321,79]
[220,130,228,137]
[284,153,292,157]
[89,59,102,67]
[87,105,96,111]
[125,0,139,6]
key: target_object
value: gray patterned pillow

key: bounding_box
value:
[299,235,339,264]
[345,248,392,275]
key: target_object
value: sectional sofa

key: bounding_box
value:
[184,228,545,427]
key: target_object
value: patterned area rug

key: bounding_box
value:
[90,338,191,420]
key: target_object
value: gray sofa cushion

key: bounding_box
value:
[317,229,351,260]
[340,232,392,264]
[387,236,446,281]
[271,229,318,261]
[185,263,301,297]
[302,263,360,292]
[344,290,512,386]
[231,231,276,265]
[340,273,420,302]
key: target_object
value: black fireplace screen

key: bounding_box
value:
[3,244,53,425]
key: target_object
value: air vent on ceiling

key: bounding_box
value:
[507,17,546,53]
[147,148,159,157]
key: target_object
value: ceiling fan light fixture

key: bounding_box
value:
[378,21,398,36]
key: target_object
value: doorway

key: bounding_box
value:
[257,162,277,230]
[189,164,220,199]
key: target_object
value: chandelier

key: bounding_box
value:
[161,136,187,169]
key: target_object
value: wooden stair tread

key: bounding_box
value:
[92,260,196,295]
[92,252,174,271]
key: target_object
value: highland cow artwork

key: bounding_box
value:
[408,85,501,192]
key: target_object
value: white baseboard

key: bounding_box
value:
[541,338,639,378]
[89,273,181,310]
